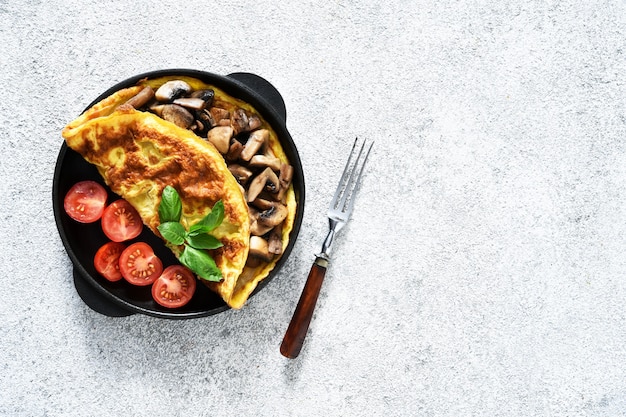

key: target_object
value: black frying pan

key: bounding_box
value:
[52,69,305,319]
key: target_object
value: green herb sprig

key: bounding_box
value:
[157,185,224,282]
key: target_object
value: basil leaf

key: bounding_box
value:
[180,246,222,282]
[186,233,223,250]
[188,200,224,236]
[158,185,182,223]
[157,221,186,245]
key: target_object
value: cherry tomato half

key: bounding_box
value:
[119,242,163,286]
[151,265,197,308]
[101,199,143,242]
[93,242,126,282]
[63,180,108,223]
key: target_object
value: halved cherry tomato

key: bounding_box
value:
[63,180,108,223]
[101,199,143,242]
[151,265,197,308]
[93,242,126,282]
[119,242,163,286]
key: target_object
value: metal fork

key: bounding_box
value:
[280,138,373,358]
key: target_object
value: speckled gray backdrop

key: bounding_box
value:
[1,0,625,416]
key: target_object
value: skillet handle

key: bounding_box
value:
[280,257,328,358]
[226,72,287,122]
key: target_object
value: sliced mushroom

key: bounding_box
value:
[225,139,244,161]
[231,109,262,133]
[231,108,249,134]
[258,202,288,227]
[277,163,294,201]
[240,129,269,161]
[249,236,273,262]
[161,104,195,129]
[125,86,155,109]
[250,198,275,211]
[173,97,207,110]
[247,115,262,131]
[190,89,215,106]
[192,118,205,133]
[263,145,276,158]
[248,207,274,236]
[246,256,263,267]
[195,109,215,130]
[155,80,192,102]
[247,167,280,202]
[149,103,166,116]
[206,126,233,154]
[249,154,282,172]
[228,164,253,185]
[250,221,274,237]
[268,227,283,255]
[209,107,230,125]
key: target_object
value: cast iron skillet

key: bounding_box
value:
[52,69,305,319]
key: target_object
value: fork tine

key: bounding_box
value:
[331,138,373,214]
[343,140,373,214]
[329,138,359,210]
[334,139,367,213]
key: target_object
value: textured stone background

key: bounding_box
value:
[1,0,625,416]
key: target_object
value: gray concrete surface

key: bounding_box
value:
[1,0,625,416]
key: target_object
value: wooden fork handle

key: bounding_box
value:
[280,257,328,358]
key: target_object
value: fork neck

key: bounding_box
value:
[318,218,343,261]
[317,230,334,261]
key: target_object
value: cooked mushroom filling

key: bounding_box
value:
[125,80,294,265]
